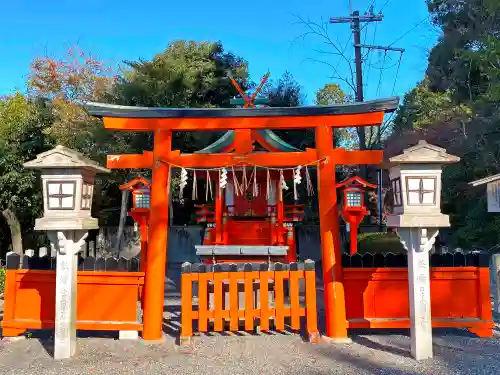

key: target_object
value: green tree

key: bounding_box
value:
[315,83,353,105]
[0,94,52,256]
[384,0,500,248]
[110,40,250,153]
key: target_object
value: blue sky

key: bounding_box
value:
[0,0,439,104]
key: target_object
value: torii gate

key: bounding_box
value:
[87,96,398,341]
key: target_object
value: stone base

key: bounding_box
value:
[320,335,352,344]
[119,330,139,340]
[386,213,450,228]
[2,335,26,342]
[179,336,192,347]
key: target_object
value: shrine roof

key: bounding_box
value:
[86,97,399,119]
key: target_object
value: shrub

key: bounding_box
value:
[357,232,405,254]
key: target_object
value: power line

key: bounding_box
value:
[388,15,430,47]
[379,0,392,12]
[376,51,387,97]
[364,21,379,96]
[391,52,403,95]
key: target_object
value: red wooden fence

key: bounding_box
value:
[1,253,144,337]
[180,260,319,344]
[344,266,494,337]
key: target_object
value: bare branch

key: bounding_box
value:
[293,15,357,94]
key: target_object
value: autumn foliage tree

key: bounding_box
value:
[27,47,116,152]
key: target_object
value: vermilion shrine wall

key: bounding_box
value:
[341,252,494,336]
[1,253,143,336]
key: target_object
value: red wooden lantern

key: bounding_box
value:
[336,176,376,255]
[120,177,151,274]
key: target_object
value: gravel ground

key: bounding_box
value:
[1,275,500,375]
[1,328,500,375]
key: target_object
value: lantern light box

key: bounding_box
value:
[120,177,151,211]
[386,140,459,226]
[24,145,110,231]
[336,176,376,255]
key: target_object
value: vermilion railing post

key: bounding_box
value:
[304,259,319,342]
[259,264,273,331]
[180,262,195,345]
[273,262,288,331]
[244,263,259,331]
[2,253,25,337]
[289,263,302,330]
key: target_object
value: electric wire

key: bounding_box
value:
[388,15,429,47]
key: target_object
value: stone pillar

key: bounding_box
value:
[48,230,88,360]
[397,228,437,360]
[493,254,500,314]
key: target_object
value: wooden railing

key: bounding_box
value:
[180,260,319,344]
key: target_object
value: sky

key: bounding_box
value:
[0,0,439,104]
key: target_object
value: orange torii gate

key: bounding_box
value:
[87,97,398,341]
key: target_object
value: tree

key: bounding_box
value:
[315,83,353,105]
[263,71,306,107]
[392,79,472,139]
[0,94,52,255]
[27,47,117,155]
[315,83,357,149]
[260,72,311,149]
[110,40,250,153]
[383,0,500,248]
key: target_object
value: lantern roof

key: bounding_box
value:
[387,140,460,166]
[120,176,151,191]
[24,145,110,174]
[336,176,376,189]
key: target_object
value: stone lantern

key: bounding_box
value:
[24,145,110,360]
[385,140,459,360]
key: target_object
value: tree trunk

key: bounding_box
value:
[115,190,129,254]
[2,208,23,254]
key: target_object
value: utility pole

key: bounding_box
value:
[330,7,404,150]
[330,9,382,151]
[330,6,405,230]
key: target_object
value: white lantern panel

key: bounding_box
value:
[407,178,420,190]
[422,192,434,204]
[46,181,75,210]
[48,183,60,195]
[48,197,60,209]
[61,196,74,208]
[406,177,436,205]
[422,178,435,190]
[61,183,74,195]
[408,191,421,205]
[81,183,93,210]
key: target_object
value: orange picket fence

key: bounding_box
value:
[180,260,319,344]
[1,252,144,337]
[342,252,494,337]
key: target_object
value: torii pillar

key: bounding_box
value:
[315,125,349,341]
[142,129,172,341]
